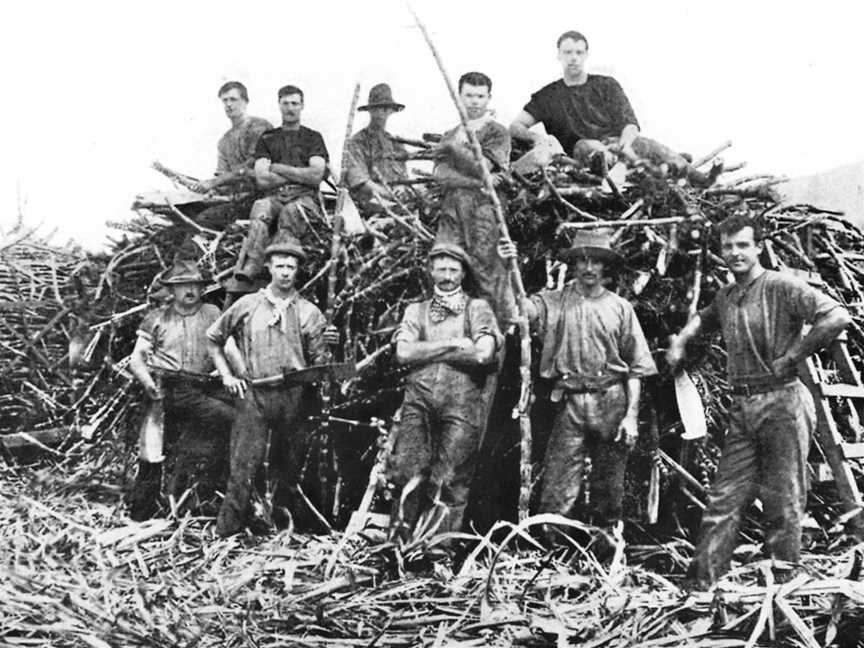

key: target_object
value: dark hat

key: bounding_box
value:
[264,232,306,261]
[559,229,622,264]
[160,258,209,284]
[358,83,405,112]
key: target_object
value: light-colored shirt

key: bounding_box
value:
[216,116,273,175]
[343,126,408,195]
[137,303,220,373]
[433,119,510,190]
[532,284,657,388]
[700,269,844,384]
[207,289,326,380]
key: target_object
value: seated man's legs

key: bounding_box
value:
[277,194,324,244]
[572,139,612,176]
[632,136,722,187]
[235,197,281,282]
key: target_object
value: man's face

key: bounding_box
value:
[558,38,589,76]
[268,253,300,291]
[430,255,465,292]
[573,255,605,289]
[459,83,491,120]
[170,282,204,308]
[720,226,762,277]
[368,106,396,128]
[279,93,304,126]
[220,88,248,121]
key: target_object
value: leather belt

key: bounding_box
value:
[730,379,797,397]
[551,379,623,402]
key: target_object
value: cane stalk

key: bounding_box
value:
[410,7,534,521]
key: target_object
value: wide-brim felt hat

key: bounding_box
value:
[264,232,306,261]
[160,258,209,284]
[358,83,405,112]
[559,229,622,264]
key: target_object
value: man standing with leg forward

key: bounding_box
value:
[667,214,851,587]
[230,86,329,291]
[388,243,502,539]
[208,233,337,536]
[128,260,235,520]
[510,31,721,185]
[499,231,657,528]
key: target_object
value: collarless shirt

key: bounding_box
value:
[216,116,274,175]
[137,303,220,373]
[254,125,330,200]
[343,126,408,192]
[700,269,843,384]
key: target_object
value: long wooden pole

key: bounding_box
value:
[409,7,534,521]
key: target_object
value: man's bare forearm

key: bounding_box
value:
[396,339,458,365]
[619,124,640,149]
[208,340,235,379]
[269,163,324,186]
[624,376,641,420]
[510,121,542,145]
[787,308,852,362]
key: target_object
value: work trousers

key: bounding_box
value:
[388,370,489,536]
[539,383,629,525]
[436,188,518,327]
[688,381,815,585]
[216,385,307,536]
[235,193,323,280]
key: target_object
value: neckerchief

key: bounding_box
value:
[261,287,297,334]
[429,285,467,323]
[452,111,494,145]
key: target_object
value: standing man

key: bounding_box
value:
[509,31,721,185]
[667,214,851,587]
[499,231,657,528]
[343,83,409,208]
[388,243,502,538]
[230,85,329,291]
[207,232,337,537]
[128,259,235,520]
[434,71,516,328]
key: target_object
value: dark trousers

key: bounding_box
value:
[216,386,307,536]
[539,383,629,525]
[688,381,815,585]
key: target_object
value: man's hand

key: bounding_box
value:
[497,238,518,261]
[771,353,798,379]
[189,178,215,194]
[614,415,639,449]
[324,325,340,346]
[143,379,162,401]
[665,335,687,372]
[222,374,248,399]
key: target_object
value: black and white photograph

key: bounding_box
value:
[2,1,864,644]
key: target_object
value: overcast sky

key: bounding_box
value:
[3,0,864,249]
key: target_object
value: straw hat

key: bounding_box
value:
[358,83,405,112]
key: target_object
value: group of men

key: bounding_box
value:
[129,29,852,588]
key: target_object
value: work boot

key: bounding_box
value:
[129,460,163,521]
[588,150,608,178]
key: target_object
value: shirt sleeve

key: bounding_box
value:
[308,131,330,163]
[480,122,512,171]
[530,293,550,338]
[136,310,161,346]
[468,299,504,350]
[698,292,722,332]
[523,88,549,124]
[394,303,423,344]
[343,136,370,189]
[254,131,273,161]
[206,299,247,347]
[784,275,844,324]
[301,303,328,366]
[619,302,658,378]
[216,135,230,175]
[606,78,639,132]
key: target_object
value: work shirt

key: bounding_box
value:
[700,269,843,385]
[343,126,408,195]
[255,125,330,202]
[433,118,510,190]
[216,116,273,175]
[206,288,327,380]
[532,284,657,389]
[523,75,639,156]
[137,303,220,373]
[395,296,503,394]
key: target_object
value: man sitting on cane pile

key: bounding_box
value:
[667,214,851,588]
[343,83,409,211]
[499,231,657,537]
[433,71,517,328]
[510,30,722,186]
[207,232,339,537]
[228,85,329,294]
[388,243,503,542]
[128,259,236,520]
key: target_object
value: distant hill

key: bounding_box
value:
[778,161,864,226]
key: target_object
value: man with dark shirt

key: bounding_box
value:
[510,31,720,185]
[231,85,329,291]
[667,214,851,586]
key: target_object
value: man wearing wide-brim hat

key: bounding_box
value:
[127,258,235,520]
[206,231,338,536]
[499,229,657,532]
[343,83,409,207]
[387,242,503,541]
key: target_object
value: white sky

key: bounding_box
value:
[3,0,864,249]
